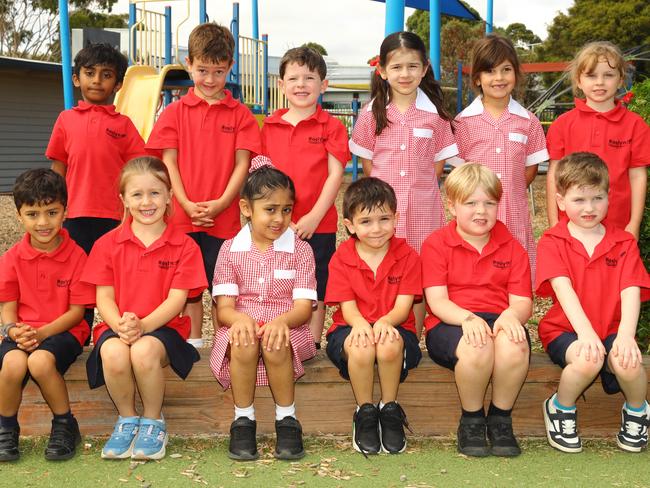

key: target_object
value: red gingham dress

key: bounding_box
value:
[449,96,549,276]
[349,88,458,253]
[210,225,317,389]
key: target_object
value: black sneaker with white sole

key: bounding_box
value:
[457,416,489,457]
[228,417,259,461]
[275,416,305,460]
[352,403,380,456]
[0,425,19,462]
[379,402,410,454]
[616,404,650,452]
[543,396,581,453]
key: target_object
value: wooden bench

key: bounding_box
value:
[18,350,650,437]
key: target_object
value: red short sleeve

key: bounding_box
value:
[234,108,262,154]
[420,232,448,289]
[629,114,650,168]
[526,116,549,165]
[213,241,238,295]
[122,118,149,161]
[0,252,19,302]
[146,103,179,150]
[324,251,356,305]
[349,108,377,160]
[535,234,568,297]
[619,240,650,294]
[398,250,423,297]
[453,116,470,162]
[46,113,68,163]
[546,115,567,161]
[508,242,533,298]
[325,116,351,165]
[293,240,317,298]
[432,118,457,162]
[69,251,96,306]
[82,235,115,286]
[170,237,207,298]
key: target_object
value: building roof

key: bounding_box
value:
[0,56,61,72]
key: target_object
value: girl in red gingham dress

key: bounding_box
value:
[210,157,317,462]
[349,31,457,335]
[448,35,549,277]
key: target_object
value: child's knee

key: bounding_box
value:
[261,345,291,366]
[130,338,165,371]
[568,355,604,379]
[344,339,376,365]
[494,334,529,366]
[26,350,57,379]
[100,340,132,375]
[456,339,494,369]
[375,337,404,364]
[0,351,29,382]
[230,342,260,364]
[610,358,647,384]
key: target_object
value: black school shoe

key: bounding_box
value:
[353,403,380,456]
[0,425,20,462]
[487,415,521,457]
[275,416,305,460]
[457,416,489,457]
[379,402,410,454]
[229,417,259,461]
[45,416,81,461]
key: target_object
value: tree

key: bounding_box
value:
[301,42,327,56]
[405,1,482,51]
[0,0,119,60]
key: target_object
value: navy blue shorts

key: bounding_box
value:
[426,312,531,371]
[326,325,422,382]
[188,232,225,294]
[305,233,336,301]
[0,332,82,387]
[65,216,120,255]
[546,332,620,394]
[86,327,200,389]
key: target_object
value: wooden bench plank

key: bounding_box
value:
[18,350,650,437]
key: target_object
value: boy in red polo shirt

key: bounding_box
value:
[421,163,532,458]
[0,169,94,462]
[546,41,650,238]
[262,47,350,348]
[47,43,147,254]
[147,23,261,347]
[325,177,421,456]
[537,152,650,454]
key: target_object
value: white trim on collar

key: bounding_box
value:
[230,224,296,253]
[365,88,438,114]
[458,96,530,120]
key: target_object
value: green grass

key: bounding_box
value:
[5,436,650,487]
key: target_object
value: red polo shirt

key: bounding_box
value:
[0,229,94,345]
[81,221,207,343]
[261,106,350,233]
[536,218,650,349]
[546,98,650,228]
[46,101,148,220]
[421,220,532,332]
[325,237,421,335]
[146,89,262,239]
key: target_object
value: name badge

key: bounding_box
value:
[274,269,296,279]
[508,132,528,144]
[413,128,433,138]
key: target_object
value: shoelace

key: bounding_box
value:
[355,412,379,459]
[624,421,643,438]
[0,429,17,447]
[49,424,75,449]
[491,422,514,440]
[382,405,413,434]
[464,422,486,439]
[560,419,577,436]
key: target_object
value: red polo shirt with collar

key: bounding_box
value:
[82,221,207,343]
[261,106,350,233]
[146,89,262,239]
[46,101,148,220]
[421,220,532,332]
[325,236,421,335]
[546,98,650,228]
[535,218,650,349]
[0,229,94,345]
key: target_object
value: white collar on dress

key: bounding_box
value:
[365,87,438,114]
[230,224,296,253]
[459,95,530,119]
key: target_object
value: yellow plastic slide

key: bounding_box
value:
[115,64,187,140]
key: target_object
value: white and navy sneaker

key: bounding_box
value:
[543,395,582,453]
[616,403,650,452]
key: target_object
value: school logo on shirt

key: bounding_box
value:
[106,128,126,139]
[605,257,618,267]
[221,125,235,133]
[492,260,511,269]
[56,279,71,287]
[608,138,632,148]
[308,136,328,144]
[158,259,180,269]
[387,275,401,285]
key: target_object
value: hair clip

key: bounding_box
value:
[621,91,634,105]
[368,55,381,76]
[250,155,274,173]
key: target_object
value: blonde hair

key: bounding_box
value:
[119,156,173,222]
[445,163,502,204]
[569,41,626,96]
[555,152,609,196]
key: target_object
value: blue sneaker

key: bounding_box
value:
[131,418,168,460]
[101,416,140,459]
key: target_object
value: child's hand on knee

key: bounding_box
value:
[348,322,375,348]
[493,311,526,343]
[575,330,606,363]
[13,323,37,351]
[461,314,491,348]
[611,334,643,369]
[228,316,259,347]
[373,318,399,344]
[259,319,290,351]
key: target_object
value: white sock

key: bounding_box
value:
[276,403,296,421]
[234,404,255,421]
[379,401,386,410]
[186,338,204,348]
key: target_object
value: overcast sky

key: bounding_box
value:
[113,0,574,65]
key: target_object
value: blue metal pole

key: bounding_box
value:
[486,0,493,33]
[262,33,269,114]
[129,3,137,66]
[456,61,463,113]
[252,0,259,40]
[231,3,239,85]
[430,0,441,80]
[384,0,405,35]
[351,94,360,181]
[58,0,73,109]
[199,0,207,24]
[164,6,172,105]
